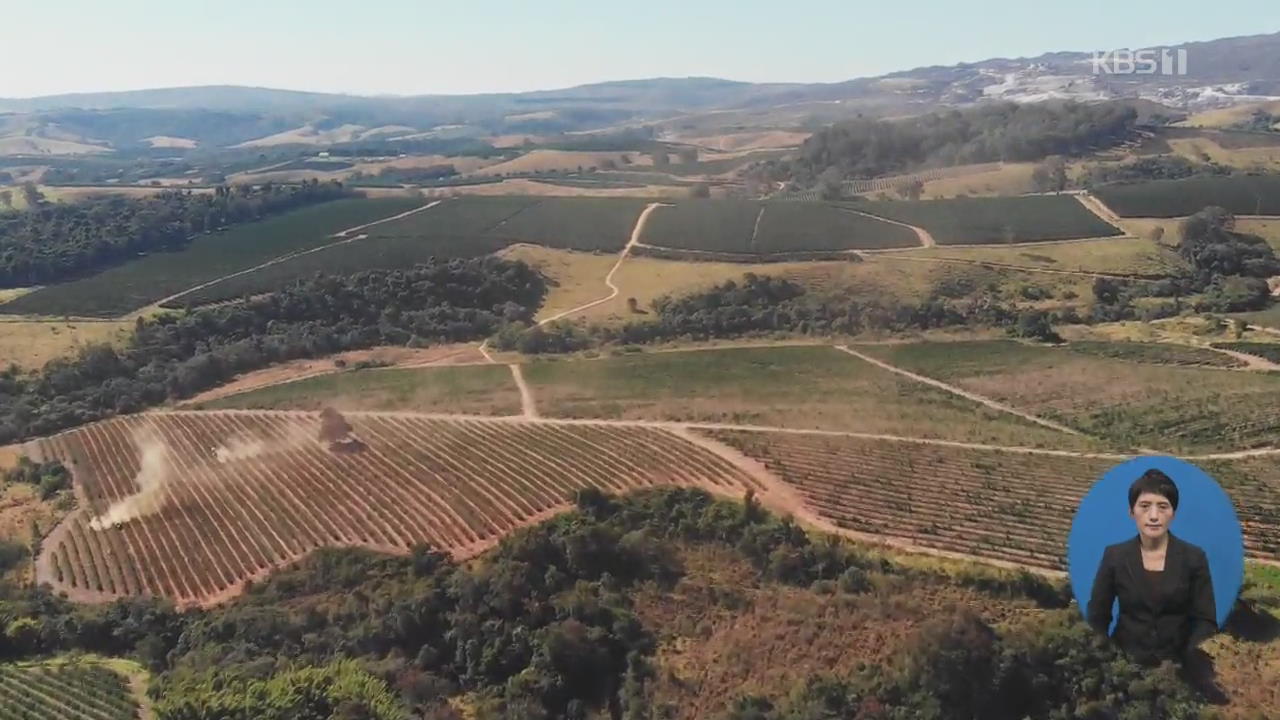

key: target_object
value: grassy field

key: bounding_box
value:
[856,339,1280,453]
[906,236,1183,276]
[498,245,619,321]
[1166,136,1280,172]
[850,195,1122,244]
[0,319,132,370]
[640,200,917,254]
[918,162,1038,199]
[521,345,1097,449]
[198,364,521,414]
[1094,174,1280,217]
[0,197,423,318]
[1236,218,1280,251]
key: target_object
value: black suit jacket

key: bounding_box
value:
[1087,532,1217,663]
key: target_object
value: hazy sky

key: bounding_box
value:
[2,0,1275,98]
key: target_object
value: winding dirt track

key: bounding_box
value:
[837,206,935,247]
[538,201,668,324]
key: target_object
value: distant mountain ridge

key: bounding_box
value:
[1,31,1277,153]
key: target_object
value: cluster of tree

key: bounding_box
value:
[2,458,70,500]
[155,661,407,720]
[781,101,1137,186]
[2,487,1221,718]
[493,274,1029,354]
[1088,206,1279,320]
[723,608,1205,720]
[0,180,353,287]
[0,258,545,444]
[1078,155,1234,186]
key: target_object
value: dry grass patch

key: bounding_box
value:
[1167,137,1280,171]
[636,544,1050,720]
[1236,218,1280,250]
[497,245,619,321]
[0,483,67,585]
[449,178,683,198]
[680,130,810,151]
[918,162,1038,198]
[466,150,653,176]
[0,320,131,370]
[199,363,522,414]
[180,344,486,406]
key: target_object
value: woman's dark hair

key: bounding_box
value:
[1128,469,1179,512]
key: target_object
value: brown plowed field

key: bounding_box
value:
[34,411,761,607]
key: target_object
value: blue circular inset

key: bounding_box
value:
[1067,456,1243,631]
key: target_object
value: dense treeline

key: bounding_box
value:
[778,101,1136,186]
[0,180,352,287]
[1086,206,1280,322]
[1079,155,1234,186]
[0,258,544,443]
[0,488,1221,718]
[494,273,1029,354]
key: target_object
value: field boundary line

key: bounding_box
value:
[509,364,538,418]
[141,199,443,315]
[835,206,936,248]
[832,344,1086,436]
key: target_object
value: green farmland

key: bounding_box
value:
[849,195,1123,245]
[640,200,917,254]
[0,662,140,720]
[0,197,422,317]
[173,196,649,305]
[1094,174,1280,217]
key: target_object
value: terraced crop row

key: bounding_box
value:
[35,411,760,607]
[702,430,1280,570]
[0,664,138,720]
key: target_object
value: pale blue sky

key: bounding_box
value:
[1,0,1275,98]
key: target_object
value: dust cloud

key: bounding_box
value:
[88,427,172,530]
[88,421,313,531]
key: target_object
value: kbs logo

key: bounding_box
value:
[1091,48,1188,75]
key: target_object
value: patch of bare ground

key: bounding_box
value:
[445,178,685,198]
[178,344,485,406]
[635,544,1047,720]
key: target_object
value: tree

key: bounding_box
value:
[818,167,844,201]
[0,190,12,208]
[1008,310,1062,343]
[688,183,711,199]
[676,147,699,164]
[895,178,924,201]
[19,182,43,207]
[1031,156,1068,193]
[1147,225,1166,244]
[626,297,640,313]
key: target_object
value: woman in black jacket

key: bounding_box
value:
[1087,468,1218,665]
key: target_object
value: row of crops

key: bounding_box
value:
[0,197,424,318]
[37,411,760,606]
[704,429,1280,570]
[0,663,138,720]
[1093,174,1280,217]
